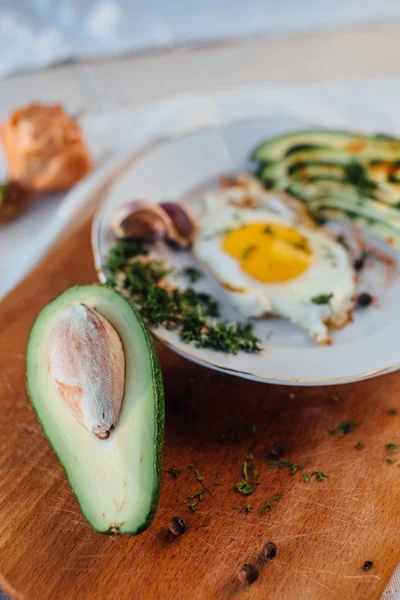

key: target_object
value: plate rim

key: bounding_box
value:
[91,118,400,386]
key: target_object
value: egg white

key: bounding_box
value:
[193,187,356,344]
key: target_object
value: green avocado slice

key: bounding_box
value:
[252,129,400,162]
[26,284,164,535]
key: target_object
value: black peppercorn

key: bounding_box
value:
[237,563,259,584]
[270,442,285,459]
[353,255,367,272]
[264,541,277,559]
[363,560,373,571]
[169,516,187,536]
[357,292,373,308]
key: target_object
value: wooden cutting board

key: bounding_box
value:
[1,220,400,600]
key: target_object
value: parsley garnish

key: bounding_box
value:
[259,494,283,515]
[303,471,328,483]
[194,469,204,482]
[166,466,181,478]
[235,460,259,496]
[354,442,363,450]
[389,409,398,416]
[245,504,253,513]
[286,238,311,255]
[337,422,357,434]
[268,460,302,474]
[182,266,204,284]
[387,457,395,464]
[105,241,262,355]
[241,245,257,259]
[311,293,334,305]
[264,225,275,235]
[386,443,398,451]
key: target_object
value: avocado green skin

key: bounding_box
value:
[26,284,165,535]
[251,129,400,162]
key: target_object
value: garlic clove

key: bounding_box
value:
[110,200,176,242]
[159,201,198,247]
[47,303,125,440]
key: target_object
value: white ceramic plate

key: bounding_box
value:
[92,118,400,385]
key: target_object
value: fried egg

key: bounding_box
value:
[193,176,356,344]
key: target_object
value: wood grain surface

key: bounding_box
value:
[1,220,400,600]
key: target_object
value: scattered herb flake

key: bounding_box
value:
[386,443,398,451]
[182,266,204,284]
[337,422,357,434]
[245,504,253,513]
[387,456,395,464]
[166,466,182,478]
[216,472,221,479]
[241,244,257,259]
[331,394,340,403]
[233,505,242,510]
[259,494,282,515]
[235,460,260,496]
[354,442,363,450]
[188,502,198,512]
[185,490,206,503]
[194,469,204,482]
[328,428,336,436]
[311,293,334,305]
[303,471,328,483]
[251,424,258,435]
[268,460,302,474]
[389,408,398,416]
[264,225,275,235]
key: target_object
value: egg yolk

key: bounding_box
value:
[222,222,311,283]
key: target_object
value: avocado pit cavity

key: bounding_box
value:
[47,303,125,439]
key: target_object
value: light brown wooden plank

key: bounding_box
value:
[0,220,400,600]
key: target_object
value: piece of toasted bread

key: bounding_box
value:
[0,103,92,193]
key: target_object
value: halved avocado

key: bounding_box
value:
[26,284,164,535]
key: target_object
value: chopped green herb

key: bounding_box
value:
[303,471,328,483]
[105,241,262,355]
[233,505,242,510]
[241,244,257,259]
[327,428,336,436]
[185,490,205,503]
[194,469,204,482]
[247,454,254,461]
[216,472,221,479]
[338,422,357,434]
[386,443,398,451]
[166,466,181,478]
[285,238,311,255]
[188,502,198,512]
[245,504,253,513]
[331,394,340,403]
[311,293,334,305]
[259,494,283,515]
[235,460,260,496]
[182,266,204,284]
[268,460,302,474]
[387,457,395,464]
[251,424,258,435]
[389,408,398,416]
[264,225,275,235]
[354,442,363,450]
[201,521,208,527]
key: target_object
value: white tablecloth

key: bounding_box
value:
[2,0,400,76]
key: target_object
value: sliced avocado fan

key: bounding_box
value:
[26,284,164,535]
[252,128,400,246]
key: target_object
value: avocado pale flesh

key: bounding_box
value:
[26,285,164,535]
